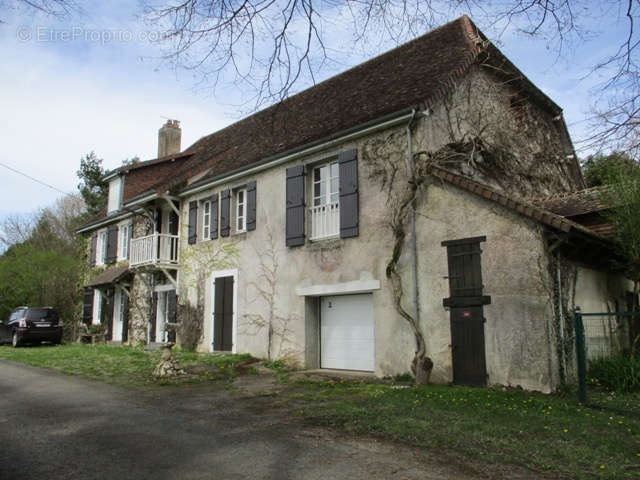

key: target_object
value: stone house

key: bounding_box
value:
[77,16,634,392]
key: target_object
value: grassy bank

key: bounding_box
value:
[0,343,250,388]
[289,378,640,479]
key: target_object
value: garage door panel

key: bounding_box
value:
[321,294,374,371]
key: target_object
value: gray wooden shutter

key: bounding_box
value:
[82,287,94,324]
[106,225,118,264]
[210,193,219,239]
[246,180,257,231]
[220,189,231,237]
[188,201,198,244]
[338,149,359,238]
[167,290,177,343]
[286,165,306,246]
[90,232,97,266]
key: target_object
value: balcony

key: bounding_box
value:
[130,233,179,268]
[309,202,339,240]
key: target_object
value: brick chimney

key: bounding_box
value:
[158,119,181,158]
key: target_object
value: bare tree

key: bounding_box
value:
[0,0,80,19]
[144,1,639,155]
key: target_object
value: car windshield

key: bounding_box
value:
[25,309,58,321]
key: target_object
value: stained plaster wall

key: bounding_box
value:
[414,182,558,392]
[176,66,581,389]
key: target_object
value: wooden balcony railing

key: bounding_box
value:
[130,233,179,268]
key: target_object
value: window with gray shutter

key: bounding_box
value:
[106,226,118,264]
[90,232,97,266]
[210,193,219,239]
[188,201,198,244]
[220,189,231,237]
[338,149,359,238]
[286,165,306,246]
[246,181,257,231]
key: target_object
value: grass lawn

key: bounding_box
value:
[1,344,639,479]
[0,343,250,388]
[289,378,640,480]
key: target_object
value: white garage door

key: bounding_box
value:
[321,294,374,371]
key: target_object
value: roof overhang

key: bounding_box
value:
[179,107,422,197]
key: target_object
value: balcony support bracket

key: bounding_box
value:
[161,195,180,216]
[160,267,178,293]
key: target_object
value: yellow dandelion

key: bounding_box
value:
[599,465,606,470]
[563,429,568,433]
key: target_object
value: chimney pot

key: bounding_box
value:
[158,119,181,158]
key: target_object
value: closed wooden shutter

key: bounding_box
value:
[213,276,234,351]
[82,287,94,324]
[441,236,491,307]
[210,193,219,239]
[167,290,177,343]
[188,201,198,244]
[106,226,118,264]
[150,292,158,342]
[122,294,129,342]
[220,189,231,237]
[89,232,97,266]
[286,165,305,246]
[246,180,257,231]
[338,149,359,238]
[105,288,115,341]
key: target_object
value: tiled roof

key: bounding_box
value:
[430,166,608,241]
[531,187,610,217]
[531,187,616,240]
[148,15,562,196]
[86,265,130,287]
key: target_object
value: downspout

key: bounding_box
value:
[407,109,420,351]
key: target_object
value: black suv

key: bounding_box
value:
[0,307,63,347]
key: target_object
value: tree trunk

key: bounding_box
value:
[412,352,434,385]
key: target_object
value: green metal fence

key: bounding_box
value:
[573,307,639,403]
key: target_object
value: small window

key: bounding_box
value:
[236,189,246,232]
[119,223,131,260]
[97,229,108,265]
[202,200,211,239]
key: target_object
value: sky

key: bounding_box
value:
[0,1,630,221]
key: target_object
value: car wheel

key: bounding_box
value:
[11,331,21,348]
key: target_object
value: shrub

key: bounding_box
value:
[589,353,640,392]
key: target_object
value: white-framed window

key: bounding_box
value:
[107,176,123,214]
[96,228,108,265]
[310,161,339,240]
[118,222,132,260]
[236,189,246,232]
[202,200,211,239]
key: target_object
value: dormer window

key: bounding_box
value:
[107,176,123,214]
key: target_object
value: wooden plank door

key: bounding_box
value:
[213,276,234,351]
[450,307,487,386]
[442,237,490,386]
